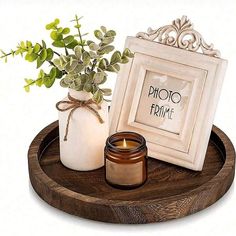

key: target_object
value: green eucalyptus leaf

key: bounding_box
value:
[113,64,120,71]
[88,42,99,51]
[72,77,83,90]
[101,88,112,96]
[76,84,84,91]
[105,30,116,37]
[80,74,89,84]
[94,30,103,40]
[46,48,54,61]
[74,64,85,73]
[46,23,54,30]
[27,47,33,54]
[55,68,63,78]
[88,71,95,80]
[93,89,103,104]
[93,72,104,84]
[97,45,114,55]
[58,60,66,70]
[100,26,107,33]
[74,24,81,29]
[38,69,45,78]
[64,74,73,84]
[74,76,81,86]
[65,60,78,73]
[42,40,47,48]
[52,41,65,48]
[64,35,74,45]
[98,58,109,70]
[69,81,77,90]
[86,40,94,46]
[36,78,43,87]
[24,79,33,92]
[24,78,34,84]
[33,43,41,53]
[81,74,93,92]
[39,48,47,62]
[82,51,90,66]
[37,57,44,68]
[24,85,30,92]
[110,51,122,64]
[25,53,38,62]
[50,31,63,41]
[43,75,55,88]
[106,64,119,72]
[61,55,69,63]
[74,45,82,59]
[102,76,107,84]
[57,27,63,33]
[64,62,72,73]
[53,58,60,66]
[89,51,100,59]
[62,27,70,34]
[101,37,114,45]
[123,48,134,58]
[46,18,60,30]
[121,55,129,64]
[26,41,32,48]
[97,75,107,84]
[60,78,69,88]
[83,81,93,92]
[49,67,57,80]
[54,18,60,25]
[67,40,78,49]
[20,41,25,48]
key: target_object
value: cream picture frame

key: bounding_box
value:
[109,16,227,170]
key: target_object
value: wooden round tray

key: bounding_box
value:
[28,121,235,224]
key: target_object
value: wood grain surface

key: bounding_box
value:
[28,121,235,224]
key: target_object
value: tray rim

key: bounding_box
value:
[28,121,235,207]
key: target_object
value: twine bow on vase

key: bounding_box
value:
[56,93,104,141]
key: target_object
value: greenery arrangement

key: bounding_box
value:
[0,15,133,103]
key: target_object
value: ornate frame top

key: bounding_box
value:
[136,15,220,57]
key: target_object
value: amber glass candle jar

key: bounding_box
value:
[104,131,148,189]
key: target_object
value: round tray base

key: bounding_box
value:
[28,121,235,224]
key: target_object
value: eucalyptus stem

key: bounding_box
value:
[25,77,41,87]
[0,52,13,58]
[64,46,69,56]
[48,61,56,67]
[1,46,61,63]
[53,51,60,56]
[75,15,84,51]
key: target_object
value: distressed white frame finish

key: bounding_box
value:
[109,36,227,170]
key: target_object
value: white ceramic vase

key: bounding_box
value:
[58,89,109,171]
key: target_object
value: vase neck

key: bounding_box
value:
[68,89,93,100]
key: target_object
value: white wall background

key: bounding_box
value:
[0,0,235,235]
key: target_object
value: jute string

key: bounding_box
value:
[56,93,104,141]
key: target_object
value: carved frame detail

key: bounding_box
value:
[136,15,220,57]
